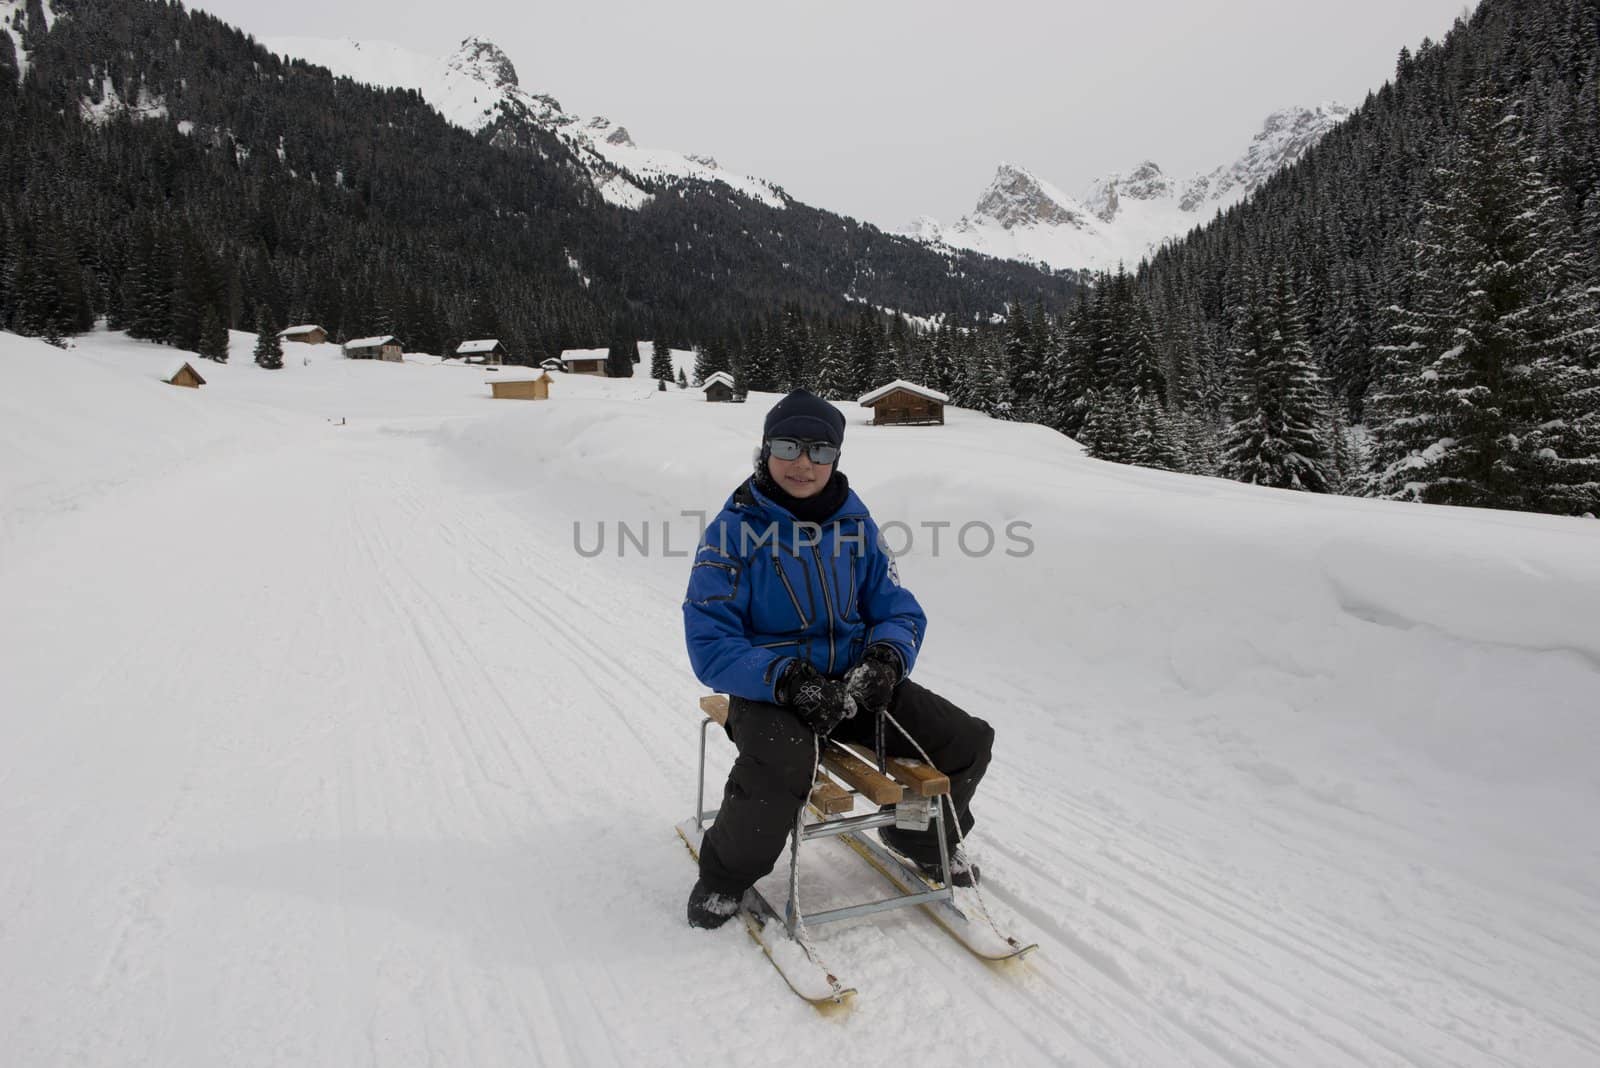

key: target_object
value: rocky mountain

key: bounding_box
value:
[910,104,1351,273]
[264,35,788,213]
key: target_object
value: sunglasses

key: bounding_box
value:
[768,437,840,465]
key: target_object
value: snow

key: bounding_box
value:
[342,335,396,349]
[78,76,168,126]
[3,326,1600,1065]
[0,0,43,83]
[455,339,501,355]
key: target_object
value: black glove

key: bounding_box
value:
[844,644,901,715]
[778,660,856,737]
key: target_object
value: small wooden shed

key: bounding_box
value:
[487,371,552,401]
[859,380,947,426]
[278,325,328,345]
[344,335,403,362]
[561,352,609,377]
[165,361,206,389]
[702,371,735,403]
[457,339,506,365]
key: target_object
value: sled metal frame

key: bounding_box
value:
[695,715,956,934]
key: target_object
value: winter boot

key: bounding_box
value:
[686,879,741,929]
[877,825,981,888]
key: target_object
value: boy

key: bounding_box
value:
[682,389,995,928]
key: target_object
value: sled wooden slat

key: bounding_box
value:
[821,742,904,806]
[810,772,855,815]
[699,694,731,725]
[840,745,949,798]
[697,694,903,804]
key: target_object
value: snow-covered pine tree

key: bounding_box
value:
[1367,92,1600,513]
[1079,389,1137,464]
[1002,300,1036,419]
[253,305,283,369]
[675,367,688,389]
[650,337,673,382]
[1179,407,1222,477]
[814,331,852,399]
[1100,269,1165,402]
[1131,396,1185,471]
[198,305,230,363]
[1220,276,1332,492]
[740,321,777,392]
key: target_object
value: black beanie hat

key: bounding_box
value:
[763,389,846,448]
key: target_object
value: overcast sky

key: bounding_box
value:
[191,0,1473,230]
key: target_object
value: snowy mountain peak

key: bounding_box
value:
[1085,161,1174,223]
[446,36,518,91]
[264,33,786,212]
[910,103,1348,272]
[970,163,1092,231]
[585,116,634,147]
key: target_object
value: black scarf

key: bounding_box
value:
[753,466,851,524]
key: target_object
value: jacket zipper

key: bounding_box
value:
[775,557,809,627]
[810,542,839,674]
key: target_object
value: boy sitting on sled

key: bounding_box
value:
[682,388,995,928]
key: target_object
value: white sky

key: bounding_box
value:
[192,0,1474,230]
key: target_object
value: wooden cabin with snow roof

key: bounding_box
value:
[456,339,506,365]
[701,371,736,403]
[277,325,328,346]
[486,370,552,401]
[343,335,403,362]
[560,349,610,377]
[859,380,947,426]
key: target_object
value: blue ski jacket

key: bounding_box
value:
[683,477,926,703]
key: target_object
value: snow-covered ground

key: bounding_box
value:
[3,328,1598,1066]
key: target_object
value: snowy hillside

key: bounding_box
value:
[3,328,1599,1066]
[266,35,787,211]
[911,105,1351,271]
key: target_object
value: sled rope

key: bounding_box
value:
[782,732,845,984]
[881,707,1010,944]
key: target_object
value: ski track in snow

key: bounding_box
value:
[2,330,1598,1066]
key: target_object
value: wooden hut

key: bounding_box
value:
[560,350,610,377]
[487,371,552,401]
[859,380,947,426]
[343,335,403,362]
[456,339,506,365]
[278,325,328,345]
[702,371,735,403]
[165,361,206,389]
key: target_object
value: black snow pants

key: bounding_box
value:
[696,677,994,896]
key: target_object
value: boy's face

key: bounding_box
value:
[767,450,833,499]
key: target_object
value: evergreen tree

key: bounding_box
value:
[605,330,636,378]
[253,305,283,369]
[650,337,674,381]
[1367,93,1600,513]
[1131,397,1186,472]
[1079,389,1137,464]
[198,305,230,363]
[675,366,688,389]
[1219,278,1332,492]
